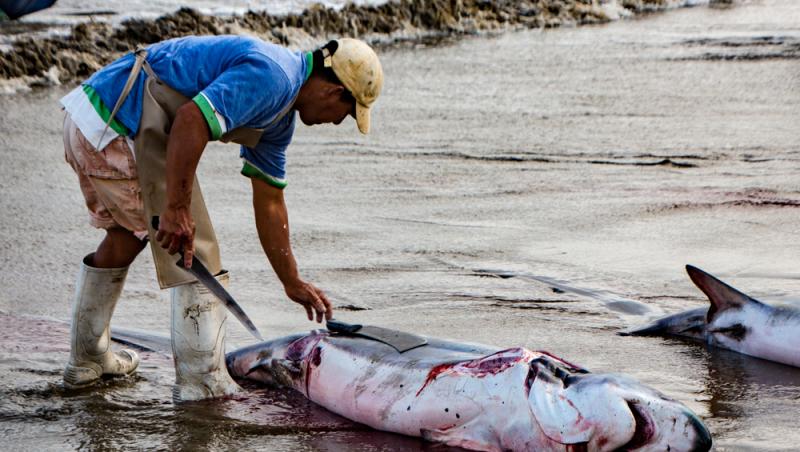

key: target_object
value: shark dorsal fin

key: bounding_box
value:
[686,265,758,322]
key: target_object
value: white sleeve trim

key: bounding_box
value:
[198,92,228,135]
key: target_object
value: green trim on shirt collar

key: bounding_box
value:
[192,94,222,140]
[305,52,313,81]
[241,161,288,189]
[82,85,129,136]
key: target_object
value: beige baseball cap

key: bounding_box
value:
[324,38,383,134]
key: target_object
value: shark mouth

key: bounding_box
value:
[619,401,655,450]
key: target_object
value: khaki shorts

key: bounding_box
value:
[63,114,148,239]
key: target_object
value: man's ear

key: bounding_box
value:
[326,84,345,98]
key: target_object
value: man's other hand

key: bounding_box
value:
[285,280,333,323]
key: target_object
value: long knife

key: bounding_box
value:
[152,217,264,342]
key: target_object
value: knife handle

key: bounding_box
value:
[151,215,190,267]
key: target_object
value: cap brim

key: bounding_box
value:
[355,102,370,135]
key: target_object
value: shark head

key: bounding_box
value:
[526,353,712,451]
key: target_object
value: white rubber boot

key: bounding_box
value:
[64,254,140,389]
[171,271,240,402]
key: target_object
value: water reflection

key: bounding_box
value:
[687,344,800,416]
[675,340,800,446]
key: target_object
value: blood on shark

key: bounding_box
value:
[623,265,800,368]
[227,326,711,451]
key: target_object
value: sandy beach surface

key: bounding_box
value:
[1,0,799,450]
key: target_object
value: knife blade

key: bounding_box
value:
[152,216,264,342]
[177,252,264,342]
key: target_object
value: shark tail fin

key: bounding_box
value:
[686,265,758,322]
[111,327,171,354]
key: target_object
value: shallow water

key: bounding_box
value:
[19,0,381,23]
[1,0,800,450]
[0,0,383,52]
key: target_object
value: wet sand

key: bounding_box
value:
[1,0,800,450]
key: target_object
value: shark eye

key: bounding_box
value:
[710,323,747,341]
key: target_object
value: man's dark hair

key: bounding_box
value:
[311,40,355,104]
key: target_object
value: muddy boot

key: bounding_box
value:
[64,254,140,389]
[170,271,240,402]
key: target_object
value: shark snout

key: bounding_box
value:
[687,411,713,452]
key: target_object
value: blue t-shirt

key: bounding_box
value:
[85,35,310,188]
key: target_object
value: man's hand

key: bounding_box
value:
[285,279,333,323]
[155,206,195,268]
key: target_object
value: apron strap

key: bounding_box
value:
[95,46,148,150]
[270,93,298,127]
[141,57,158,81]
[219,92,298,148]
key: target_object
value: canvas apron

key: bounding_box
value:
[100,47,294,289]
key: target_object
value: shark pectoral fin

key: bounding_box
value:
[421,420,494,451]
[245,357,272,376]
[243,358,301,388]
[420,428,446,442]
[686,265,759,322]
[270,358,302,387]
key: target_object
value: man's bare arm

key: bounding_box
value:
[251,177,332,322]
[155,101,209,268]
